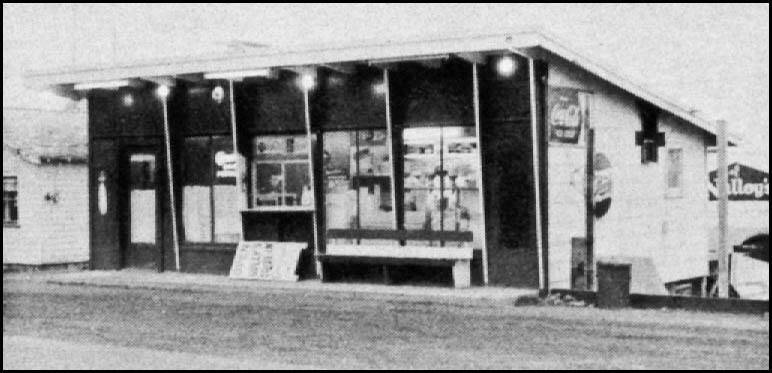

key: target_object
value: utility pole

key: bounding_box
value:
[716,119,730,298]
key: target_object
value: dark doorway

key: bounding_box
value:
[481,120,539,287]
[121,148,163,270]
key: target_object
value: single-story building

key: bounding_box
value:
[25,30,732,292]
[3,107,89,268]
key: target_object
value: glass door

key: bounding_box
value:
[124,150,160,269]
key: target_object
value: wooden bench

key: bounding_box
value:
[317,229,474,288]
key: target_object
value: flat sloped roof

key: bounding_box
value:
[23,29,735,143]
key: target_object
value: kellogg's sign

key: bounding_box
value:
[708,163,769,201]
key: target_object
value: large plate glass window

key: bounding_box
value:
[402,126,483,247]
[182,136,240,243]
[323,129,394,241]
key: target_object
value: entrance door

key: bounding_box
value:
[123,149,162,270]
[482,121,539,287]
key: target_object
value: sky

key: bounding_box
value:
[3,3,769,158]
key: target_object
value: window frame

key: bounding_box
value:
[321,128,396,234]
[401,124,481,246]
[3,176,19,228]
[181,135,239,244]
[249,133,314,211]
[665,147,684,199]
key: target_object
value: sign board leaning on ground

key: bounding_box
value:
[708,163,769,201]
[229,241,306,281]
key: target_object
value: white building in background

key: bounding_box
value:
[3,107,89,268]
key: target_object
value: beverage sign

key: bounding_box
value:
[548,87,585,145]
[229,241,306,281]
[708,163,769,201]
[214,151,238,179]
[593,153,613,218]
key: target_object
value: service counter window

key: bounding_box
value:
[250,135,313,209]
[323,129,394,242]
[182,136,240,243]
[402,126,483,248]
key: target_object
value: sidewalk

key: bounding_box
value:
[11,269,539,307]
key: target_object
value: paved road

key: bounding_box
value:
[3,277,769,369]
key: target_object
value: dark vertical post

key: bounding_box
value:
[530,59,549,294]
[585,128,595,290]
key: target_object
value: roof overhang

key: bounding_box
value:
[24,29,738,144]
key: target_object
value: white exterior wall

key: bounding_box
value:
[546,58,711,291]
[2,149,89,265]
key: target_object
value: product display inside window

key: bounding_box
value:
[323,129,394,238]
[403,126,483,247]
[251,135,313,209]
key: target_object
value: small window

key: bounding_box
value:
[666,148,683,197]
[3,177,19,226]
[251,135,313,210]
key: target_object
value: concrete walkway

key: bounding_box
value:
[13,269,538,306]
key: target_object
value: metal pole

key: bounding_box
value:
[472,63,489,285]
[528,58,545,292]
[383,69,398,230]
[161,94,181,271]
[302,76,321,277]
[716,119,730,298]
[585,128,595,290]
[228,79,244,240]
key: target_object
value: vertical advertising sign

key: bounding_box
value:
[548,87,587,145]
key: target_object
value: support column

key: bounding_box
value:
[528,58,546,292]
[160,86,181,271]
[383,69,398,231]
[472,63,489,286]
[302,72,322,277]
[227,79,245,240]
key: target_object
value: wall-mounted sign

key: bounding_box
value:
[568,153,613,219]
[548,87,586,145]
[229,241,306,281]
[593,153,612,218]
[214,151,238,179]
[98,171,108,215]
[708,163,769,201]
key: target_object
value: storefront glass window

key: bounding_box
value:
[211,137,240,242]
[323,129,394,239]
[251,135,312,208]
[403,126,483,247]
[182,136,239,243]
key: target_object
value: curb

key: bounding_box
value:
[42,277,534,309]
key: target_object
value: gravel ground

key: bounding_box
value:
[3,276,769,369]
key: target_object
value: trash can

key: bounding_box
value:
[596,261,632,309]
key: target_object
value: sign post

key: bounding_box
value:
[716,119,730,298]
